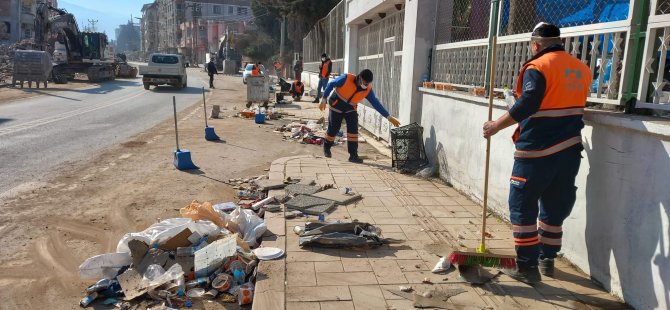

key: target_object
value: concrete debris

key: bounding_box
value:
[285,184,323,195]
[309,188,362,205]
[284,194,336,215]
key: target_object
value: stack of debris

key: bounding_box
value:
[78,199,272,308]
[0,39,38,85]
[235,107,284,121]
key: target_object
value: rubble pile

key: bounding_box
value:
[234,106,283,121]
[0,39,38,85]
[78,169,373,308]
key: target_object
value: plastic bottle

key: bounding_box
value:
[176,247,194,257]
[231,265,246,286]
[185,277,210,289]
[79,292,99,307]
[86,278,112,293]
[339,187,352,195]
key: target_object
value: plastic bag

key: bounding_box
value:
[180,200,231,229]
[116,218,221,253]
[226,207,267,248]
[142,264,184,287]
[415,165,437,179]
[431,256,451,273]
[503,88,516,110]
[79,252,132,279]
[213,202,237,213]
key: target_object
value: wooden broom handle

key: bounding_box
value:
[481,36,498,250]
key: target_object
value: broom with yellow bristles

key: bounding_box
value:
[448,7,516,269]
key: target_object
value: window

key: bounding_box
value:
[213,5,221,14]
[152,55,179,64]
[245,64,255,70]
[228,6,234,15]
[240,7,248,15]
[237,7,242,15]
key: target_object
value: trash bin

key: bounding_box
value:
[390,122,429,173]
[246,76,269,107]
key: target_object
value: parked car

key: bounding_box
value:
[138,53,187,90]
[242,63,267,84]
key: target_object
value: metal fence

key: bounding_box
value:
[302,1,345,74]
[499,0,630,36]
[431,0,636,108]
[435,0,491,44]
[354,10,404,140]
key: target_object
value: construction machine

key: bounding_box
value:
[113,53,138,78]
[216,31,241,74]
[34,3,115,84]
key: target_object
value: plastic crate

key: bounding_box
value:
[390,122,429,172]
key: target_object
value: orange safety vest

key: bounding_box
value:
[319,59,331,78]
[251,65,260,76]
[332,74,371,110]
[292,82,303,94]
[512,49,591,158]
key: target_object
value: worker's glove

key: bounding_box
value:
[387,116,401,127]
[319,98,327,111]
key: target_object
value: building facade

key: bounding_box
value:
[140,2,159,56]
[115,20,140,54]
[0,0,57,43]
[179,0,250,65]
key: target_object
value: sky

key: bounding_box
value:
[58,0,146,40]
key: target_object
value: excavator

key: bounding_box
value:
[34,3,115,84]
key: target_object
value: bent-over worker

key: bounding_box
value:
[320,69,401,163]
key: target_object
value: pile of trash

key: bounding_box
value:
[0,39,38,85]
[235,106,283,121]
[274,118,348,146]
[78,199,274,309]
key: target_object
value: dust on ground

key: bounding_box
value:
[0,72,379,309]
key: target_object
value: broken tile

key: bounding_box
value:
[309,188,362,205]
[285,195,336,215]
[286,184,322,195]
[194,234,237,277]
[128,240,149,267]
[254,179,287,190]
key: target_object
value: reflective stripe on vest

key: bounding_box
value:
[334,74,371,108]
[320,59,331,78]
[513,136,582,158]
[530,107,584,118]
[252,65,260,76]
[293,83,303,93]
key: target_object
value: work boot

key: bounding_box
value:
[312,98,319,103]
[348,155,363,164]
[502,266,542,284]
[539,258,555,277]
[323,142,333,158]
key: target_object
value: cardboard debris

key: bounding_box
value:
[136,248,169,275]
[161,228,193,251]
[117,268,149,301]
[194,234,237,278]
[128,240,150,267]
[309,188,362,205]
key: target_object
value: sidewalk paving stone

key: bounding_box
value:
[257,155,628,309]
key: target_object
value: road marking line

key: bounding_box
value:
[0,91,145,137]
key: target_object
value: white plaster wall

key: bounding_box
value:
[421,92,670,310]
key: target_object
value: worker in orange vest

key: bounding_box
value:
[312,53,332,103]
[250,62,261,77]
[319,69,401,163]
[482,23,591,284]
[290,78,304,101]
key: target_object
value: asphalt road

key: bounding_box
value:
[0,70,209,196]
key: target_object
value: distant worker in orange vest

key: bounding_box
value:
[290,78,304,101]
[312,53,332,103]
[482,23,591,284]
[320,69,401,163]
[251,62,261,77]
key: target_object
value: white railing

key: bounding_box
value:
[635,0,670,111]
[429,1,636,108]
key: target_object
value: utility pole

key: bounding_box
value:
[279,14,286,68]
[88,19,98,32]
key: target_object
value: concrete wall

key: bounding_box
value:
[420,90,670,310]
